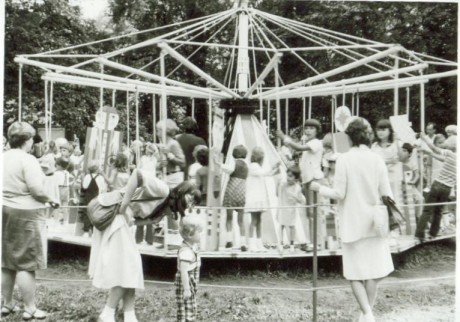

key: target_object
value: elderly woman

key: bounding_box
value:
[311,118,394,322]
[2,122,59,320]
[90,169,201,322]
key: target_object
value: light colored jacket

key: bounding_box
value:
[319,145,393,243]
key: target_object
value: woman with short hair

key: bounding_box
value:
[311,117,394,322]
[2,122,59,320]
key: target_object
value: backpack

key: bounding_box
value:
[83,174,100,205]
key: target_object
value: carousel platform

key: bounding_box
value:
[47,221,455,259]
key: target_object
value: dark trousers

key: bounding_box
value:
[135,224,154,244]
[415,181,452,238]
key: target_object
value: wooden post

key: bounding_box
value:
[394,56,399,116]
[18,64,23,122]
[308,95,312,119]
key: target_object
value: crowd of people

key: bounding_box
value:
[2,114,457,322]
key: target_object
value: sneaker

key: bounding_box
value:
[82,232,90,238]
[23,309,47,321]
[241,245,248,252]
[225,242,233,249]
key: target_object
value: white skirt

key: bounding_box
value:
[89,215,144,290]
[342,237,394,281]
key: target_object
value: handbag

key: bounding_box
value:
[382,196,406,231]
[87,191,122,231]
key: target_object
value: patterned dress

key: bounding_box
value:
[222,159,248,208]
[175,242,201,322]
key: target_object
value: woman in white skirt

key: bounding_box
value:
[311,117,394,322]
[90,169,200,322]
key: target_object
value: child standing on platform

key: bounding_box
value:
[215,145,249,251]
[175,215,204,322]
[277,165,305,253]
[246,147,280,252]
[55,157,73,224]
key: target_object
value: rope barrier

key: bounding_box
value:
[52,201,457,210]
[35,274,455,293]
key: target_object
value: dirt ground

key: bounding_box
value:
[2,239,456,322]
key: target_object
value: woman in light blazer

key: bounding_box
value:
[311,117,394,322]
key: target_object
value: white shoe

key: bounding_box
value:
[98,314,115,322]
[289,245,295,253]
[248,238,258,252]
[363,312,375,322]
[277,244,283,255]
[82,232,90,238]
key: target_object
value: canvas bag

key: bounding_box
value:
[87,191,123,231]
[373,196,406,237]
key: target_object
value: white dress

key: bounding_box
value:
[245,162,270,212]
[88,215,144,290]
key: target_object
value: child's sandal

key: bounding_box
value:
[22,308,47,321]
[1,304,20,317]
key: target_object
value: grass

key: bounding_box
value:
[2,239,455,321]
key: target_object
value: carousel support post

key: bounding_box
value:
[308,94,312,119]
[394,56,399,116]
[312,194,318,322]
[49,81,54,141]
[99,64,104,160]
[259,88,263,124]
[208,95,212,151]
[406,87,410,118]
[191,98,195,119]
[18,64,23,122]
[160,50,169,254]
[302,97,306,128]
[153,95,157,143]
[285,98,289,134]
[267,100,271,135]
[356,91,360,116]
[126,91,130,147]
[44,80,49,142]
[351,93,355,116]
[420,80,425,191]
[275,63,281,148]
[331,95,336,133]
[112,90,116,107]
[135,89,140,169]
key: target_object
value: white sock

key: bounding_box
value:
[99,306,115,321]
[124,310,138,322]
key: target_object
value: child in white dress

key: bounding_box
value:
[246,147,280,252]
[277,166,306,253]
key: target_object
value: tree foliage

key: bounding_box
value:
[4,0,457,143]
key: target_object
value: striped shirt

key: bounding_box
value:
[435,150,456,188]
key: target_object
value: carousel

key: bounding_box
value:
[14,0,458,259]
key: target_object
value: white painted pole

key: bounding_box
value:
[302,97,306,129]
[351,93,355,115]
[259,91,263,124]
[243,53,282,98]
[152,94,156,143]
[99,64,104,112]
[44,80,48,142]
[237,5,250,94]
[308,95,312,119]
[49,82,54,141]
[191,98,195,118]
[420,80,425,191]
[135,89,140,142]
[112,90,116,107]
[18,64,23,122]
[160,50,168,177]
[357,91,360,116]
[285,98,289,134]
[275,64,281,148]
[331,96,336,133]
[267,100,271,135]
[406,87,410,119]
[394,56,399,116]
[126,92,130,147]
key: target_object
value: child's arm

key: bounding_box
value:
[409,170,420,186]
[179,261,192,299]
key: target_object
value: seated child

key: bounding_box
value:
[175,215,204,322]
[277,165,306,253]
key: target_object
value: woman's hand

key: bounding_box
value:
[183,289,192,299]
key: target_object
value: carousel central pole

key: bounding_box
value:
[237,0,249,94]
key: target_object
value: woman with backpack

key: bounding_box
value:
[90,168,201,322]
